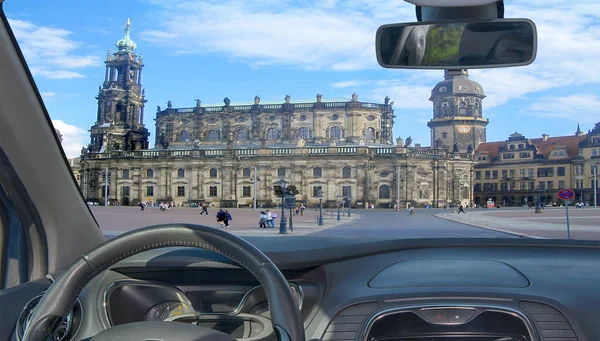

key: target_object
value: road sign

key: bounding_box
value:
[557,189,575,200]
[284,196,297,209]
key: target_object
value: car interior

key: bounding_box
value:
[0,1,599,341]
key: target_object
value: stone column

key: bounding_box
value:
[137,69,142,84]
[104,66,109,82]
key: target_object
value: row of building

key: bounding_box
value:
[69,20,600,208]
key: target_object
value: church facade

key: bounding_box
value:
[79,21,486,208]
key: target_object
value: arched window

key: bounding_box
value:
[342,166,351,179]
[207,130,219,141]
[177,168,185,178]
[242,167,251,178]
[122,169,130,179]
[330,126,341,138]
[179,131,191,142]
[146,169,154,178]
[278,167,286,177]
[297,127,309,139]
[365,127,375,140]
[209,168,218,178]
[379,185,391,199]
[236,128,250,140]
[313,167,322,177]
[267,128,279,140]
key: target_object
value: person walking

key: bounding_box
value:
[216,209,227,228]
[457,205,466,214]
[224,210,232,228]
[200,203,208,215]
[259,211,267,228]
[266,210,274,228]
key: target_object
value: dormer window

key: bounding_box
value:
[509,145,515,150]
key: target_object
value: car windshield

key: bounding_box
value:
[5,0,600,241]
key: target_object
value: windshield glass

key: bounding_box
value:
[5,0,600,241]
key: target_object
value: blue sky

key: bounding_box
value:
[5,0,600,158]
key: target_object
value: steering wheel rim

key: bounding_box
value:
[22,224,305,341]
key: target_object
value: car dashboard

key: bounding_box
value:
[11,238,600,341]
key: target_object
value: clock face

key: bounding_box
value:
[457,125,471,134]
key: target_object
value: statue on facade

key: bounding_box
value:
[396,137,403,146]
[254,96,260,105]
[351,93,358,101]
[193,139,201,148]
[195,99,201,107]
[167,100,172,109]
[138,52,143,62]
[385,96,390,105]
[159,133,169,149]
[297,137,306,148]
[330,140,337,147]
[316,94,322,102]
[453,143,459,152]
[404,136,412,147]
[467,144,474,153]
[142,88,145,96]
[223,97,230,106]
[435,139,443,148]
[359,138,365,146]
[113,142,120,151]
[285,95,291,104]
[81,146,87,155]
[156,105,161,112]
[389,101,394,107]
[106,50,111,60]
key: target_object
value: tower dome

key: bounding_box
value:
[116,18,137,53]
[430,69,485,102]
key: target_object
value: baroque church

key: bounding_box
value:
[80,21,488,208]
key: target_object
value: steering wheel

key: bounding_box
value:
[22,224,305,341]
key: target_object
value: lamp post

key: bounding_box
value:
[336,195,342,220]
[317,189,324,226]
[535,185,543,213]
[347,195,351,217]
[273,179,288,234]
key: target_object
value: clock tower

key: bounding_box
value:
[427,69,488,154]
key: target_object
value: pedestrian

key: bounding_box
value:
[409,206,415,215]
[200,203,208,215]
[139,202,145,211]
[216,209,227,228]
[259,211,267,228]
[224,210,232,228]
[300,204,305,216]
[266,210,274,228]
[457,205,466,214]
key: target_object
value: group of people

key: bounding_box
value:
[138,201,176,212]
[258,210,278,228]
[215,209,232,228]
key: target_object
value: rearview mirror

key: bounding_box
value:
[376,19,537,69]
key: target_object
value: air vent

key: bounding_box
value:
[322,302,379,341]
[16,292,82,341]
[520,301,578,341]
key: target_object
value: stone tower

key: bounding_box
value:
[89,19,149,153]
[427,69,488,153]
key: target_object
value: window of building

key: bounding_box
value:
[520,182,526,190]
[509,169,516,178]
[538,181,545,190]
[313,167,322,177]
[297,127,309,139]
[501,170,508,178]
[528,168,535,177]
[442,132,447,138]
[519,169,526,178]
[177,168,185,178]
[330,126,341,139]
[483,183,496,192]
[593,149,599,157]
[537,167,554,177]
[529,181,535,190]
[576,180,584,189]
[500,183,508,191]
[558,180,565,189]
[209,186,218,197]
[146,169,154,178]
[492,170,498,179]
[242,186,251,197]
[379,185,391,199]
[242,167,251,178]
[518,144,525,149]
[474,184,482,192]
[557,167,566,176]
[365,127,375,140]
[177,186,185,196]
[207,129,219,141]
[267,128,279,140]
[146,186,154,196]
[552,149,567,156]
[166,122,173,142]
[509,182,516,191]
[209,168,218,178]
[484,171,491,179]
[575,165,584,176]
[342,166,351,179]
[179,130,191,143]
[475,171,481,180]
[342,185,352,197]
[313,186,323,197]
[504,153,515,159]
[121,186,130,196]
[236,128,250,140]
[277,167,286,177]
[509,144,515,150]
[122,169,130,179]
[519,152,531,158]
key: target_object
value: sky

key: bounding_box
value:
[4,0,600,158]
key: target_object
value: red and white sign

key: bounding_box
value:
[557,189,575,201]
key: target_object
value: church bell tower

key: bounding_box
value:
[89,19,149,152]
[427,70,488,154]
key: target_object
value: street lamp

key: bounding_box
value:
[273,179,289,234]
[347,195,351,217]
[317,189,324,226]
[336,195,343,220]
[535,185,543,213]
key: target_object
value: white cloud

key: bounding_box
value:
[330,80,361,89]
[527,94,600,124]
[8,19,101,80]
[51,120,88,158]
[40,91,57,98]
[141,0,414,71]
